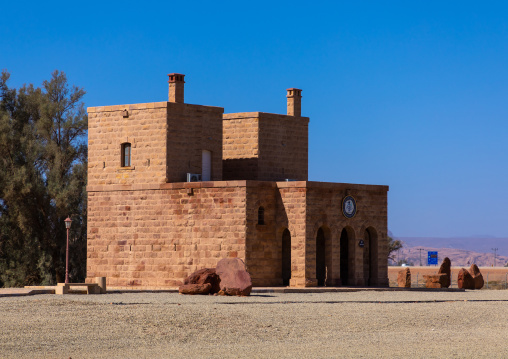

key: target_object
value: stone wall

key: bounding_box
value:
[258,113,308,181]
[222,112,309,181]
[88,101,224,187]
[86,181,247,288]
[166,102,224,182]
[88,102,169,186]
[245,182,279,286]
[222,113,259,180]
[86,180,388,288]
[275,182,309,287]
[304,182,389,287]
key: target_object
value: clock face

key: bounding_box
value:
[342,195,357,218]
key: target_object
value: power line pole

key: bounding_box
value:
[492,248,498,267]
[417,248,424,266]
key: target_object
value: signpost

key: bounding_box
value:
[428,251,438,266]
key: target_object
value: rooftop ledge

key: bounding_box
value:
[87,101,224,113]
[86,180,388,193]
[223,112,310,121]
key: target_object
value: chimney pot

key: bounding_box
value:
[168,73,185,103]
[287,88,302,116]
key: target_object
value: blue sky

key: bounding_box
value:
[2,1,507,238]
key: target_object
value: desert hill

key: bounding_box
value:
[393,236,508,267]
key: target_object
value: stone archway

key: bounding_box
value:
[340,226,356,285]
[340,228,349,285]
[316,228,326,286]
[366,227,378,286]
[282,228,291,286]
[363,229,371,286]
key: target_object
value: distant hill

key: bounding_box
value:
[398,236,508,254]
[393,237,508,267]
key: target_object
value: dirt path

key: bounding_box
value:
[1,291,508,358]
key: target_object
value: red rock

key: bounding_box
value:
[469,264,484,290]
[183,268,221,294]
[397,268,411,288]
[216,258,252,296]
[178,283,212,295]
[423,273,448,288]
[438,257,451,288]
[457,268,475,289]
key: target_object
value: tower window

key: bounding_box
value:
[121,143,131,167]
[258,206,265,225]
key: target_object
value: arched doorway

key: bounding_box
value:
[340,228,349,285]
[316,228,326,286]
[367,227,378,286]
[363,229,371,285]
[282,228,291,286]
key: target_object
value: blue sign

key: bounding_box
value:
[428,251,438,265]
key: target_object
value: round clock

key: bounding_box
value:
[342,195,357,218]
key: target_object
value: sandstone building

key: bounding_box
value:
[86,74,389,288]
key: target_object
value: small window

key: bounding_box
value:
[121,143,131,167]
[258,206,265,225]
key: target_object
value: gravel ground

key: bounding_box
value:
[1,290,508,358]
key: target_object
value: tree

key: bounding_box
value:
[0,70,87,287]
[388,235,403,263]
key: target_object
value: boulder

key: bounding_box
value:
[215,258,252,296]
[457,268,475,290]
[183,268,221,294]
[423,273,448,288]
[437,257,451,288]
[469,264,484,290]
[179,283,212,295]
[397,268,411,288]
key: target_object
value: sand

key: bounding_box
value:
[1,290,508,358]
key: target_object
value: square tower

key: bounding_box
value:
[87,74,224,186]
[222,88,309,181]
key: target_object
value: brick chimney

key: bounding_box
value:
[168,73,185,103]
[286,88,302,116]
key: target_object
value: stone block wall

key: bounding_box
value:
[86,180,388,288]
[242,181,388,288]
[222,112,309,181]
[275,182,308,287]
[223,113,260,159]
[88,101,224,187]
[166,103,224,182]
[88,102,169,186]
[304,182,389,287]
[223,113,260,180]
[245,182,279,286]
[86,181,247,288]
[258,113,308,181]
